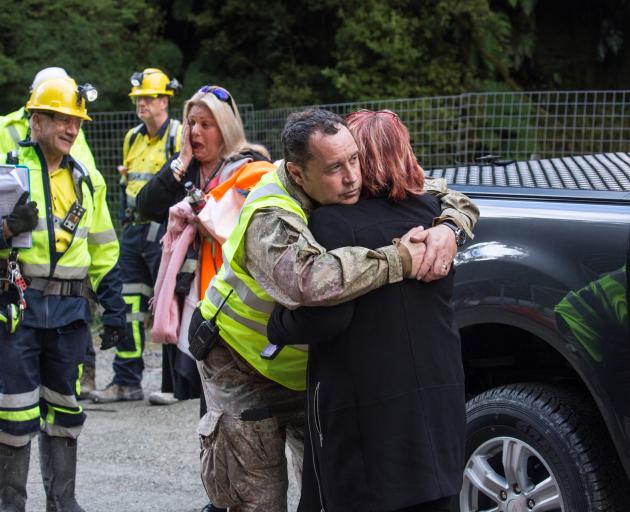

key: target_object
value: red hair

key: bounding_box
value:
[346,110,425,201]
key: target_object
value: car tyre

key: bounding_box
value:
[461,383,630,512]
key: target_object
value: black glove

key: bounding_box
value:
[99,325,127,351]
[6,192,38,237]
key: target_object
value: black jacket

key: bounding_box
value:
[136,149,272,223]
[135,153,201,224]
[267,194,465,512]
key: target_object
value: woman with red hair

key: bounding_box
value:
[268,110,465,512]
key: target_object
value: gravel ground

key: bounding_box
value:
[24,340,299,512]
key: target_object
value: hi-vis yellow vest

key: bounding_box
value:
[200,171,308,391]
[0,145,119,289]
[123,120,181,207]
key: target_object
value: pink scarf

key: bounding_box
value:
[150,200,197,344]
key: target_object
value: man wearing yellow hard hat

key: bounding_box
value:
[91,68,182,404]
[0,67,96,171]
[0,67,101,399]
[0,76,126,510]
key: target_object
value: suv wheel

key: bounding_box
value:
[461,383,630,512]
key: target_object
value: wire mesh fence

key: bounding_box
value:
[84,90,630,227]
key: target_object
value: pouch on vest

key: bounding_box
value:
[189,291,233,361]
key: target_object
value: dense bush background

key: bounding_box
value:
[1,0,629,111]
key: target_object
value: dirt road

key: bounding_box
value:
[24,343,299,512]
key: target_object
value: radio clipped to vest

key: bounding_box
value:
[60,201,86,234]
[189,290,233,361]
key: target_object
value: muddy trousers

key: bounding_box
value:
[198,341,305,512]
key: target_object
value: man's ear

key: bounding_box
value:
[29,112,41,134]
[286,161,305,187]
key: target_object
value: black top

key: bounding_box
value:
[136,149,272,224]
[268,193,465,511]
[135,153,202,224]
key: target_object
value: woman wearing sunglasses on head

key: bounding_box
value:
[267,110,466,512]
[136,85,275,512]
[137,85,271,231]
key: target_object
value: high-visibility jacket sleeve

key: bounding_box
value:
[72,130,96,170]
[87,169,126,327]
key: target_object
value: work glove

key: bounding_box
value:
[6,192,38,237]
[99,325,127,351]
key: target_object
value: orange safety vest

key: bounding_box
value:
[198,160,275,297]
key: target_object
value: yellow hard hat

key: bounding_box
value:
[30,67,69,91]
[26,77,96,121]
[128,68,180,97]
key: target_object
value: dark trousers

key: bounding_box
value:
[114,222,164,386]
[0,322,88,440]
[396,495,458,512]
[84,340,96,368]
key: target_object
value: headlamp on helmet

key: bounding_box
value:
[77,83,98,104]
[128,68,179,97]
[26,77,92,121]
[166,78,181,92]
[130,72,144,88]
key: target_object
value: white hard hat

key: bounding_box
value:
[30,67,69,91]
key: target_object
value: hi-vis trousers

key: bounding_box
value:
[0,321,88,447]
[114,221,164,386]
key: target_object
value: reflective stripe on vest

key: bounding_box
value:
[200,171,309,391]
[7,124,20,146]
[127,172,155,181]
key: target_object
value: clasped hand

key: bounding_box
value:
[399,224,458,282]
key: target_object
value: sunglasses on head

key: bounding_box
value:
[197,85,235,114]
[346,109,400,122]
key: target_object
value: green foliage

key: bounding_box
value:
[324,0,537,101]
[6,0,612,115]
[3,0,628,112]
[174,0,340,108]
[0,0,180,113]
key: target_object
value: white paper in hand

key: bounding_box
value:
[0,165,31,248]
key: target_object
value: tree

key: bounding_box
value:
[164,0,341,108]
[324,0,537,101]
[0,0,180,113]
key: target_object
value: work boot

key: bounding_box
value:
[148,391,179,406]
[38,433,85,512]
[78,365,95,400]
[90,382,143,403]
[0,442,30,512]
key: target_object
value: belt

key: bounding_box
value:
[124,207,149,224]
[28,277,96,300]
[240,396,305,422]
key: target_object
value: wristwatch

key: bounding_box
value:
[441,221,467,247]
